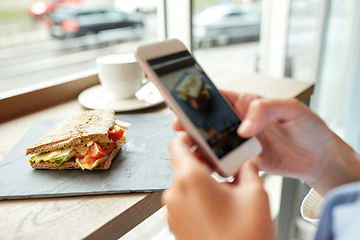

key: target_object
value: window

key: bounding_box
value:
[192,0,262,76]
[286,0,320,82]
[0,0,160,95]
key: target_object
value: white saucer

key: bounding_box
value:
[78,82,164,112]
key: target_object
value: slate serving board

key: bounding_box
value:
[0,113,175,200]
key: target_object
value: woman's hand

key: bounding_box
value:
[173,91,360,195]
[163,133,275,240]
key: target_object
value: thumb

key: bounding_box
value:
[238,161,261,185]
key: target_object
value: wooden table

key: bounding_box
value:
[0,74,314,240]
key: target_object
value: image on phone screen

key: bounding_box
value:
[148,50,248,159]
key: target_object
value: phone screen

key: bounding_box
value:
[148,50,247,158]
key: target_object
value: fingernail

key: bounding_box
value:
[239,119,252,135]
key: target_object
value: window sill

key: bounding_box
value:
[0,69,99,123]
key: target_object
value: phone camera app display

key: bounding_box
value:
[148,51,247,158]
[173,73,211,111]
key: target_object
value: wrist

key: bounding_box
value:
[310,134,360,196]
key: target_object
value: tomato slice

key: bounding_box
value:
[108,128,125,141]
[87,142,106,158]
[79,155,97,164]
[77,142,117,166]
[105,142,117,154]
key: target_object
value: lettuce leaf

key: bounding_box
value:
[50,155,72,166]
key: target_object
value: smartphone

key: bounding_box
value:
[135,39,262,176]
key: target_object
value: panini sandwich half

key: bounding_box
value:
[26,109,129,170]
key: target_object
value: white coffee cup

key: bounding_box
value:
[96,53,144,99]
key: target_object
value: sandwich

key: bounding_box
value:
[26,109,129,170]
[175,73,211,110]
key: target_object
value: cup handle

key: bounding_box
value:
[142,75,150,87]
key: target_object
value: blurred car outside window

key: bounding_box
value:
[47,4,144,39]
[192,3,261,48]
[28,0,82,19]
[0,0,159,95]
[191,0,262,81]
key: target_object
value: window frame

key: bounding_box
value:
[0,70,99,122]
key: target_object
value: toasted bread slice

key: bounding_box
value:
[26,109,115,155]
